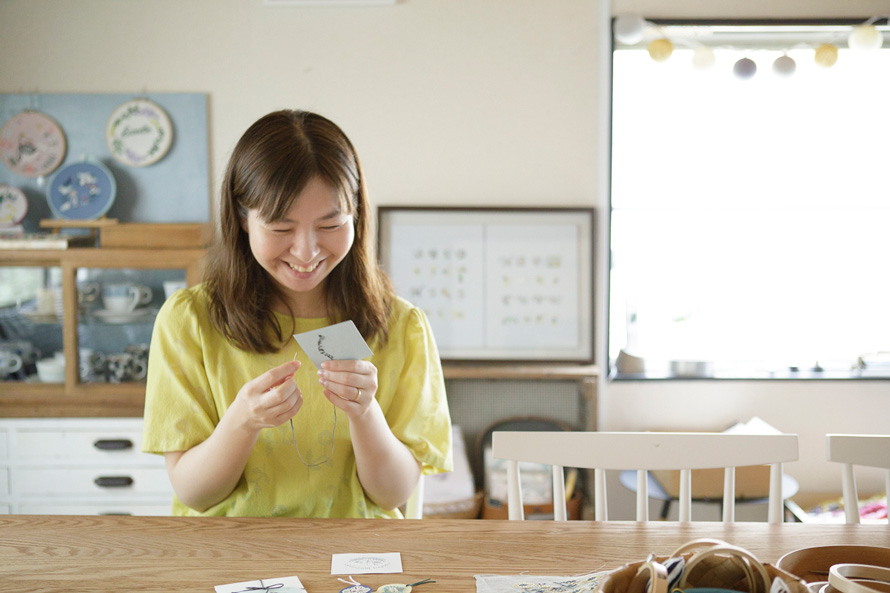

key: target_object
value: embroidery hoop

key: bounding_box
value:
[0,110,67,178]
[105,98,173,167]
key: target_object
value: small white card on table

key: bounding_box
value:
[331,552,403,575]
[215,575,307,593]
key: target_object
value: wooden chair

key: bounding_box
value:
[826,433,890,524]
[491,431,798,523]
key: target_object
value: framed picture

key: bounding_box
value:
[377,207,595,363]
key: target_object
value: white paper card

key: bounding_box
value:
[331,552,403,574]
[293,320,373,370]
[215,575,307,593]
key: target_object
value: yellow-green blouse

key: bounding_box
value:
[142,285,452,518]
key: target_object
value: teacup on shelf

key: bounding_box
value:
[102,283,153,313]
[0,349,24,379]
[163,280,187,299]
[35,358,65,383]
[106,352,147,383]
[78,348,107,382]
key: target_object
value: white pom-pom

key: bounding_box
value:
[849,24,883,51]
[614,15,646,45]
[692,46,716,69]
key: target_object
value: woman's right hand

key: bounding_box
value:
[165,360,303,512]
[230,360,303,431]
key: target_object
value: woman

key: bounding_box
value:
[142,110,452,517]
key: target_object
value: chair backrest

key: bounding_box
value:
[475,416,574,498]
[826,433,890,525]
[491,431,798,523]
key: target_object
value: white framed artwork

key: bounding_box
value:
[377,207,595,362]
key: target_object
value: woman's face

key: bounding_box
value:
[242,176,355,315]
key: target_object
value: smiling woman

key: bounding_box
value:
[141,109,452,518]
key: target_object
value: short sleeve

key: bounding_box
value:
[141,287,217,454]
[382,305,453,475]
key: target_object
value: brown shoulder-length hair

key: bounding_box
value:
[203,109,393,353]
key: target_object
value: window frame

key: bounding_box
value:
[608,18,890,381]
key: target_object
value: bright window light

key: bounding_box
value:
[610,22,890,377]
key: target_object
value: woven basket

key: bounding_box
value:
[597,541,809,593]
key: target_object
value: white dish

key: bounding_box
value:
[92,308,153,324]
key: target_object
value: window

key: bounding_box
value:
[609,20,890,377]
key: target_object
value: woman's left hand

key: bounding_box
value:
[317,359,378,416]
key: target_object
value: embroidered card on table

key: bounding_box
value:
[214,575,307,593]
[474,571,608,593]
[331,552,403,575]
[294,320,373,370]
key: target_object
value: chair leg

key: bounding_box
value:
[507,459,525,520]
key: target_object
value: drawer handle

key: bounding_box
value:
[94,476,134,488]
[93,439,134,450]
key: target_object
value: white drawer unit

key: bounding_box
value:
[0,418,173,516]
[18,502,172,516]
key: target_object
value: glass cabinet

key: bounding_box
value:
[0,247,205,417]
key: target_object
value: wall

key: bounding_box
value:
[2,0,887,508]
[0,0,600,211]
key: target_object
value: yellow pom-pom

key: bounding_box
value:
[814,43,839,67]
[648,38,674,62]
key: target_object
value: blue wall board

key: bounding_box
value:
[0,93,210,232]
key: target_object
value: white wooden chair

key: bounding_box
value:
[404,478,424,519]
[491,431,798,523]
[826,433,890,525]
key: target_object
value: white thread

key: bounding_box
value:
[289,348,336,467]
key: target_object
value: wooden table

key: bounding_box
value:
[1,515,888,592]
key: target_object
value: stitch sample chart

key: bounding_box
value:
[379,208,593,362]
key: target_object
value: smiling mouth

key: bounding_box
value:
[287,261,321,273]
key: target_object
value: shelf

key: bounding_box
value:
[443,362,599,381]
[1,242,206,418]
[0,382,145,418]
[0,363,599,419]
